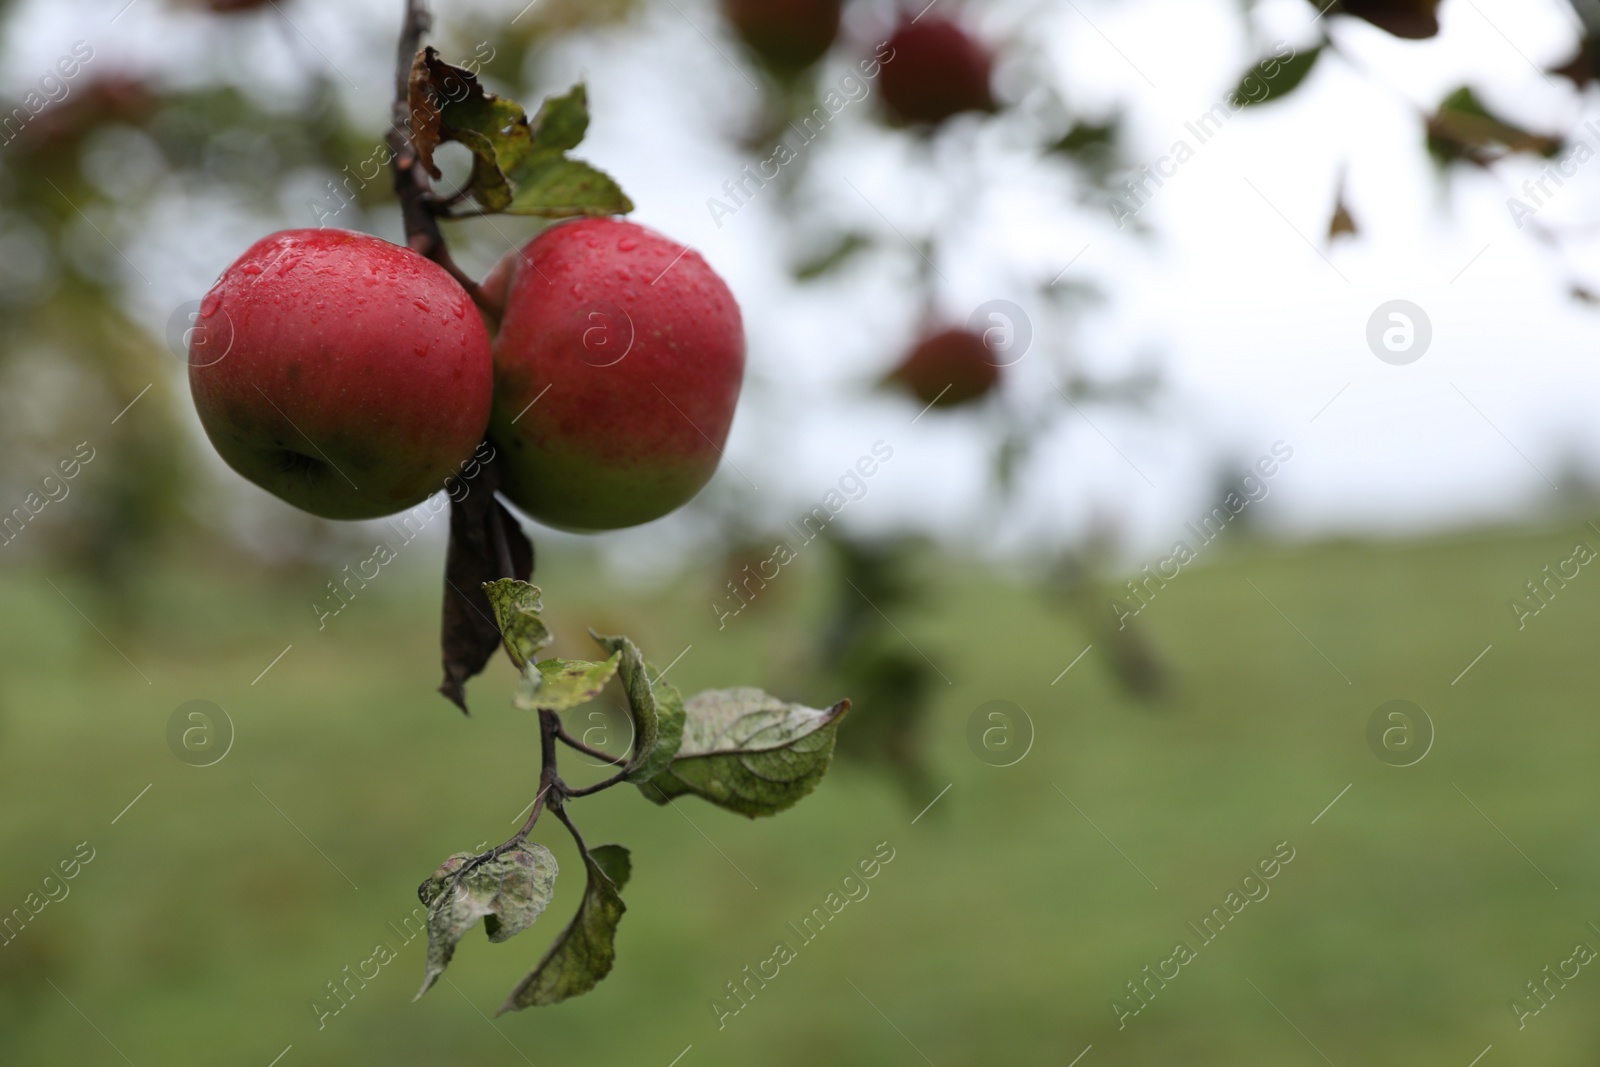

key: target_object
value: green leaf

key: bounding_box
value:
[409,49,632,219]
[643,675,687,782]
[415,844,559,999]
[517,655,621,712]
[1049,118,1118,155]
[482,579,551,671]
[639,689,850,818]
[1426,86,1563,166]
[589,844,632,892]
[1235,46,1321,107]
[500,843,629,1012]
[794,232,872,282]
[589,632,686,783]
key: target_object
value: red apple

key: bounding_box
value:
[488,218,745,532]
[189,228,494,520]
[887,328,1000,408]
[721,0,843,74]
[880,16,996,126]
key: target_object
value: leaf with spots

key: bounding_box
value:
[589,631,686,783]
[415,844,559,1000]
[500,843,630,1012]
[638,689,850,818]
[518,655,621,712]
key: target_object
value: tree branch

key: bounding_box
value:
[557,728,629,766]
[389,0,492,315]
[563,769,631,798]
[506,709,563,847]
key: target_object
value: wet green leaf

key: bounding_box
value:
[415,844,559,999]
[500,843,629,1011]
[794,232,872,281]
[482,579,551,671]
[639,689,850,817]
[518,655,621,712]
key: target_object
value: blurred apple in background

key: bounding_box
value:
[886,327,1001,409]
[720,0,843,76]
[879,15,995,126]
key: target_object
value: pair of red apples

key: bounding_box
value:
[188,219,744,531]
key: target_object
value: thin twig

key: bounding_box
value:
[557,728,629,766]
[563,769,631,798]
[551,801,592,857]
[388,0,493,316]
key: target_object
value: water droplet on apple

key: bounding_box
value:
[618,239,637,252]
[199,293,223,317]
[240,263,263,276]
[414,299,431,313]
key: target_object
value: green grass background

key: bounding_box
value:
[2,521,1598,1066]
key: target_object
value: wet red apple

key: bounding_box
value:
[488,218,745,532]
[880,17,996,126]
[188,228,493,520]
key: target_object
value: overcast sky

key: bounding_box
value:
[5,0,1596,568]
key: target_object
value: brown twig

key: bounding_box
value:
[389,0,494,317]
[557,727,630,766]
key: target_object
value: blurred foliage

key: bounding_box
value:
[810,534,942,803]
[1427,87,1563,168]
[1045,525,1169,702]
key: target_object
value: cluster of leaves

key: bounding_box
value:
[1227,0,1566,241]
[408,49,631,220]
[417,578,848,1012]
